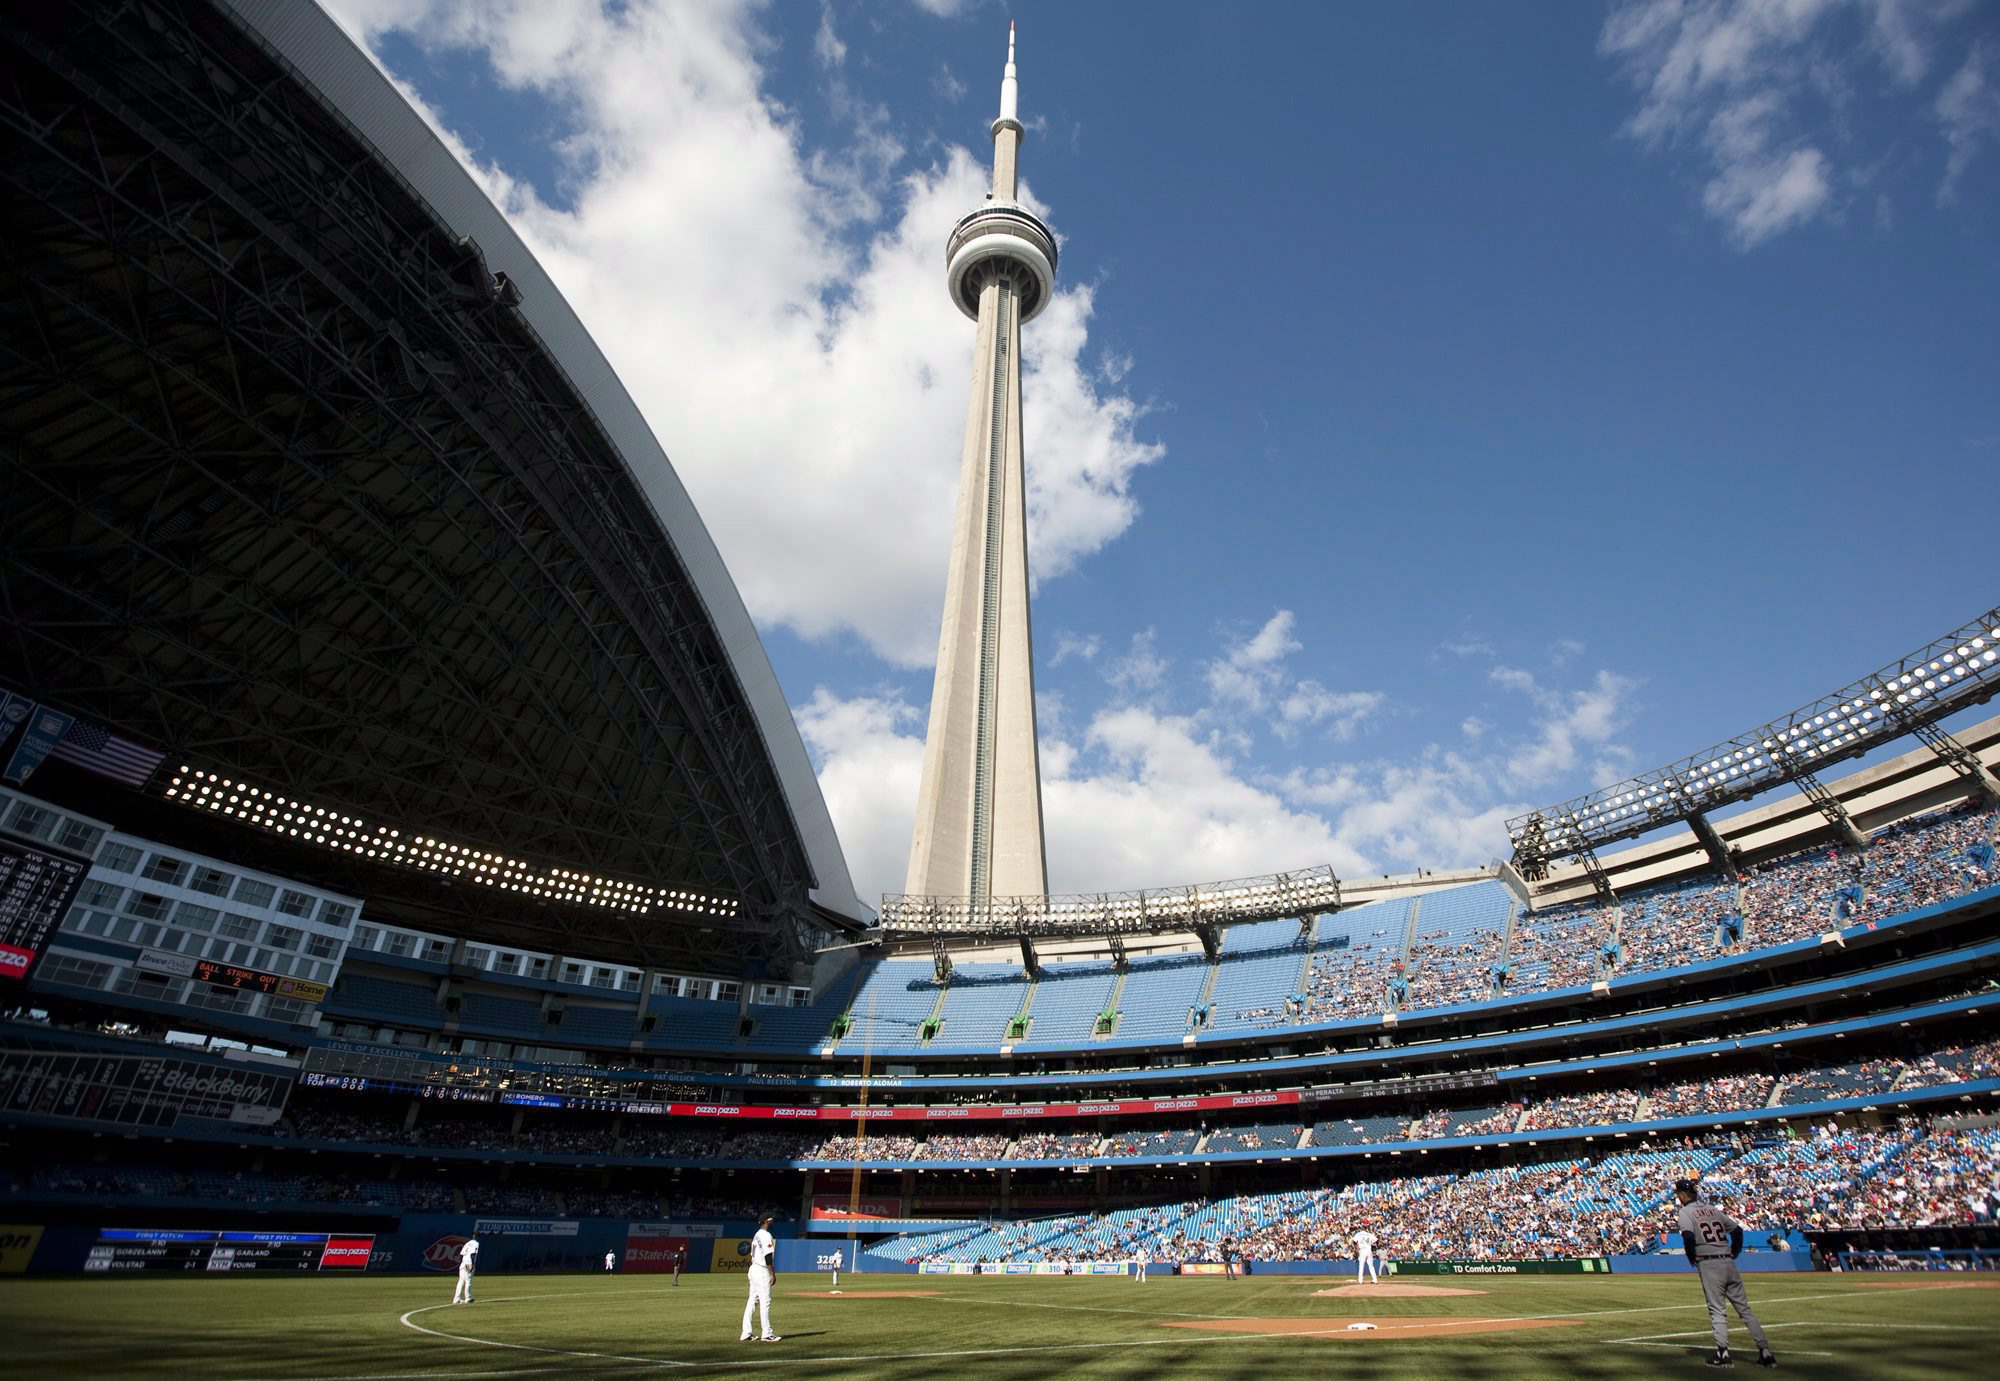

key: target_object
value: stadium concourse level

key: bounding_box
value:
[885,1119,2000,1266]
[8,1031,1983,1175]
[311,803,1999,1060]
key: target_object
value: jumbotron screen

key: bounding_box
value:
[82,1229,375,1273]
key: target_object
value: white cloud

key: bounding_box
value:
[1105,629,1168,695]
[1490,665,1641,788]
[1936,43,2000,205]
[324,0,1159,668]
[1599,0,1980,247]
[794,688,925,903]
[814,3,846,69]
[797,627,1640,902]
[1050,631,1101,666]
[1203,609,1381,743]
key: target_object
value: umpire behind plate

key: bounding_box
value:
[1673,1177,1777,1368]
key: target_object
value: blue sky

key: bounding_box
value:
[325,0,1999,904]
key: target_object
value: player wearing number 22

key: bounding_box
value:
[1673,1179,1776,1368]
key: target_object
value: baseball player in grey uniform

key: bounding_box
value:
[1673,1178,1776,1368]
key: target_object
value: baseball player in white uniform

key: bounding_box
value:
[1352,1227,1380,1283]
[452,1236,480,1304]
[604,1250,616,1273]
[829,1245,843,1292]
[740,1214,780,1342]
[1131,1250,1146,1282]
[1673,1179,1776,1368]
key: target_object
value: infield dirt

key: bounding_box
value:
[1164,1315,1580,1339]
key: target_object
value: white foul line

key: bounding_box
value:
[381,1279,1996,1377]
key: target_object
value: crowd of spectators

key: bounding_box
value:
[1501,806,1996,1000]
[1201,1122,1300,1153]
[461,1181,563,1214]
[917,1134,1011,1161]
[1298,944,1393,1024]
[810,1134,923,1162]
[1402,924,1509,1010]
[1008,1131,1102,1160]
[1518,1088,1644,1131]
[1647,1072,1775,1120]
[1101,1127,1201,1158]
[905,1115,2000,1266]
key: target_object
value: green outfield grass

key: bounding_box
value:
[3,1270,1996,1378]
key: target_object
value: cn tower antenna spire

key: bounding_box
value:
[905,25,1060,907]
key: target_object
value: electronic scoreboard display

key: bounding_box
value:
[83,1229,375,1272]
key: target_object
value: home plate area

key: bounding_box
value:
[1164,1316,1579,1341]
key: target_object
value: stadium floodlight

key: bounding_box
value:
[162,765,737,920]
[1507,604,2000,877]
[877,864,1340,940]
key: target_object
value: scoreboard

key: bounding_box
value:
[83,1229,375,1272]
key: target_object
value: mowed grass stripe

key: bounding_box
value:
[3,1273,1994,1380]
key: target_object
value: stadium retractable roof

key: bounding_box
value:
[0,0,862,975]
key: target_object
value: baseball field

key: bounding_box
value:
[5,1271,1997,1378]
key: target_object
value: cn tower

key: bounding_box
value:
[904,25,1058,903]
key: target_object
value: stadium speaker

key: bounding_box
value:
[640,1014,658,1033]
[738,1017,756,1038]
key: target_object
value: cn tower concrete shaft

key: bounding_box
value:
[905,25,1055,903]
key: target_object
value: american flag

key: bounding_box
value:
[49,720,165,787]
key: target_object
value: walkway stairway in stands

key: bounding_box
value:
[1097,968,1128,1039]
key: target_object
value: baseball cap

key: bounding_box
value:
[1673,1178,1699,1196]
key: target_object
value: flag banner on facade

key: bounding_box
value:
[3,704,75,786]
[48,719,164,787]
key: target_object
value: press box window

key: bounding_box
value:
[96,841,143,874]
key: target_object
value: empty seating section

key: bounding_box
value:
[741,966,864,1053]
[1019,962,1118,1047]
[1201,1121,1300,1153]
[1401,881,1514,1011]
[554,1004,636,1045]
[931,964,1029,1049]
[1204,919,1308,1034]
[1107,954,1209,1043]
[457,992,543,1038]
[1310,1114,1409,1147]
[1299,898,1407,1022]
[330,973,443,1024]
[641,994,739,1051]
[741,997,848,1053]
[840,960,939,1054]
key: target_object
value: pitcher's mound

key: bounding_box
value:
[1312,1284,1489,1297]
[790,1290,941,1298]
[1165,1316,1577,1341]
